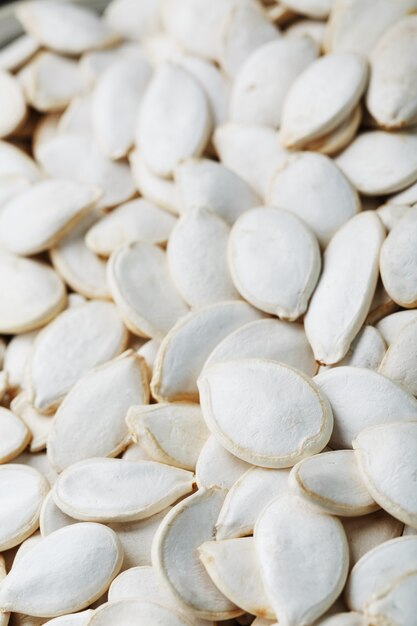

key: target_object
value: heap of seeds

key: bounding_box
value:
[0,0,417,624]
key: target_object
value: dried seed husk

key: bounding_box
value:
[88,600,195,626]
[151,301,262,402]
[378,317,417,394]
[204,318,317,376]
[228,206,321,320]
[107,241,188,340]
[314,366,417,449]
[53,458,194,522]
[0,34,39,72]
[0,523,123,618]
[195,435,252,491]
[0,140,40,182]
[304,212,384,364]
[40,490,77,537]
[319,326,386,372]
[0,407,31,463]
[0,70,27,138]
[255,494,349,626]
[198,359,332,468]
[365,570,417,626]
[376,309,417,345]
[47,351,149,471]
[129,148,180,215]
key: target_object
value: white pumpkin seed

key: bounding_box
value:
[353,421,417,528]
[151,301,262,402]
[168,206,239,308]
[107,241,188,340]
[286,19,326,47]
[198,359,332,468]
[0,523,122,617]
[0,180,101,256]
[255,494,349,626]
[314,367,417,448]
[175,158,260,225]
[195,435,252,491]
[380,206,417,307]
[304,212,384,364]
[280,52,367,148]
[230,37,318,127]
[0,251,66,334]
[88,600,195,626]
[136,63,211,178]
[47,351,149,471]
[53,458,194,522]
[336,130,417,195]
[0,70,27,138]
[289,450,377,516]
[378,317,417,394]
[216,466,290,540]
[376,203,411,232]
[137,338,161,380]
[342,510,404,567]
[16,0,118,54]
[345,535,417,611]
[228,206,321,320]
[127,402,209,471]
[42,610,93,626]
[301,104,362,156]
[268,152,360,247]
[0,407,31,464]
[0,140,40,182]
[92,51,152,159]
[129,148,180,215]
[0,34,39,72]
[204,318,317,376]
[199,537,275,619]
[0,464,49,550]
[40,490,77,537]
[11,393,53,452]
[28,301,128,413]
[152,488,241,620]
[376,309,417,346]
[213,123,289,198]
[85,198,176,257]
[365,570,417,626]
[281,0,335,19]
[321,325,386,371]
[104,0,162,41]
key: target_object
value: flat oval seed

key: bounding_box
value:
[0,407,31,463]
[366,16,417,128]
[228,207,321,320]
[0,523,122,617]
[198,359,333,468]
[0,464,49,550]
[379,318,417,394]
[92,51,152,159]
[127,402,209,471]
[281,0,334,18]
[0,70,26,138]
[167,206,239,308]
[380,206,417,307]
[213,123,289,199]
[104,0,162,41]
[204,318,317,377]
[199,538,275,619]
[136,63,211,178]
[175,158,260,225]
[268,152,360,248]
[314,367,417,449]
[37,134,135,210]
[280,53,367,148]
[324,0,417,55]
[0,180,101,256]
[85,198,176,257]
[376,310,417,345]
[301,105,362,156]
[230,37,318,127]
[29,301,128,413]
[216,466,290,540]
[304,212,385,364]
[0,140,40,182]
[129,149,180,215]
[218,4,280,78]
[342,510,404,567]
[50,212,110,300]
[195,435,252,491]
[353,422,417,527]
[152,488,241,620]
[322,325,386,371]
[289,450,378,516]
[0,34,39,72]
[88,600,195,626]
[345,536,417,611]
[151,301,262,402]
[19,52,83,113]
[336,130,417,195]
[40,490,77,536]
[255,494,349,626]
[53,458,194,522]
[47,351,149,471]
[107,241,188,340]
[365,570,417,626]
[376,203,411,232]
[0,251,66,334]
[16,0,118,54]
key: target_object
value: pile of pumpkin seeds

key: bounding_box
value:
[0,0,417,624]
